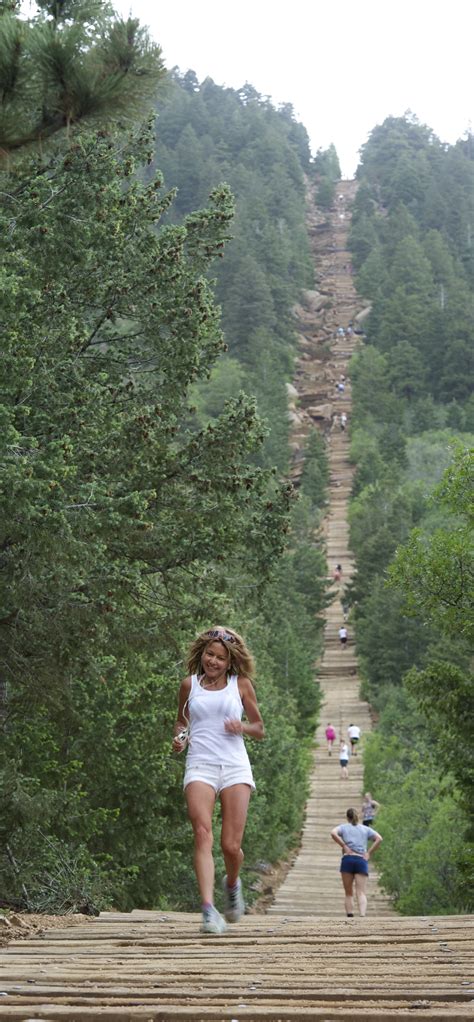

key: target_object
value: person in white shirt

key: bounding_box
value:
[347,723,361,755]
[172,626,264,936]
[338,625,348,646]
[339,739,350,779]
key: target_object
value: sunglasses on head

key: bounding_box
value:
[205,629,236,644]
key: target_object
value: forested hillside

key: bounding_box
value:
[0,8,330,913]
[347,115,473,913]
[150,70,314,469]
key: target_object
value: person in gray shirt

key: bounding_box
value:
[331,807,382,917]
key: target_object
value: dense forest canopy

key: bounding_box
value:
[347,114,473,913]
[352,115,474,413]
[149,69,315,469]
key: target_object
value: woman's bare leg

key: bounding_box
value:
[185,781,216,904]
[341,871,355,915]
[219,784,251,884]
[355,873,368,916]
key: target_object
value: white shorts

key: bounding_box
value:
[183,761,255,794]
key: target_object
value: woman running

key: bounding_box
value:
[172,626,264,934]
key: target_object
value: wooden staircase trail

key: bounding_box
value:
[270,180,389,919]
[0,183,472,1019]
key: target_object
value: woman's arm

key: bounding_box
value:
[330,827,344,850]
[226,677,264,739]
[330,828,352,854]
[367,831,383,856]
[172,676,192,752]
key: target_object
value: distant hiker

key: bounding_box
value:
[347,723,361,754]
[337,381,345,395]
[172,626,264,935]
[325,723,337,755]
[336,563,343,575]
[340,413,347,431]
[362,792,381,827]
[330,808,382,917]
[339,740,350,779]
[333,565,342,582]
[346,324,353,336]
[337,326,345,337]
[341,599,349,622]
[338,625,348,646]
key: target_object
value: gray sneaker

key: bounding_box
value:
[222,876,245,923]
[200,905,227,935]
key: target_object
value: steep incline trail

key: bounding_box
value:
[0,182,472,1020]
[269,180,392,918]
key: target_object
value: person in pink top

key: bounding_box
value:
[325,723,336,755]
[172,626,264,936]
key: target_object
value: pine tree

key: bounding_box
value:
[356,243,388,302]
[0,0,166,155]
[375,236,435,354]
[386,341,425,399]
[312,143,340,180]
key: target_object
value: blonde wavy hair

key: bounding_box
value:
[186,625,255,680]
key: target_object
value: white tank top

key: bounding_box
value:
[185,674,252,768]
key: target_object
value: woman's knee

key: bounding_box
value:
[193,820,213,849]
[221,833,242,859]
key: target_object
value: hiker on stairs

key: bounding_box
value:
[338,624,348,646]
[331,808,383,917]
[347,722,361,754]
[339,739,350,779]
[325,723,337,755]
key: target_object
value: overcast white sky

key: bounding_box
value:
[114,0,473,177]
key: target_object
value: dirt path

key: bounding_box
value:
[0,182,472,1019]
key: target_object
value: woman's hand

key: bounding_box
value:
[342,843,368,859]
[224,717,244,735]
[172,733,187,753]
